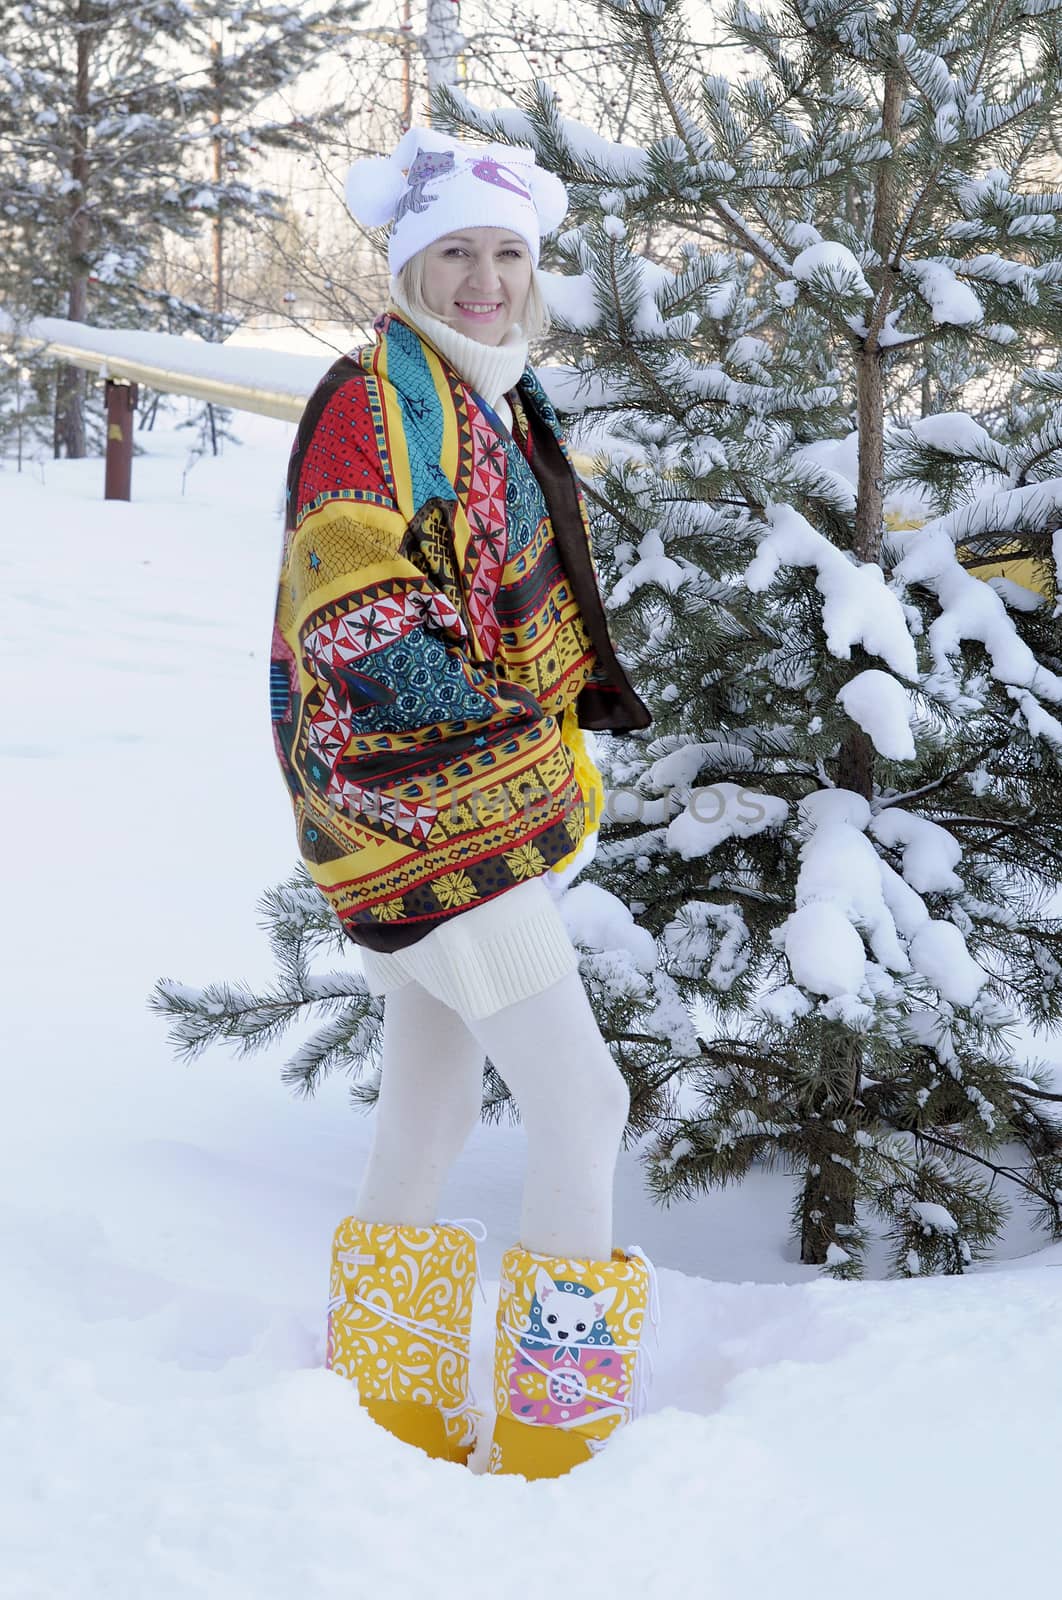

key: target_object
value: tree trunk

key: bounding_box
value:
[799,56,905,1267]
[54,2,91,459]
[423,0,461,103]
[799,1092,860,1265]
[211,33,224,317]
[803,660,876,1262]
[400,0,412,130]
[54,272,88,459]
[800,341,882,1262]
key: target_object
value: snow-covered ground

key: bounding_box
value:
[2,396,1061,1599]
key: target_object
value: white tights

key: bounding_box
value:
[354,969,631,1261]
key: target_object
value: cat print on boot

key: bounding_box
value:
[527,1270,615,1348]
[509,1270,628,1427]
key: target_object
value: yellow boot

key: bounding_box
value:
[325,1216,484,1465]
[487,1242,659,1479]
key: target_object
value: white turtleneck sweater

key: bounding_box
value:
[385,275,529,434]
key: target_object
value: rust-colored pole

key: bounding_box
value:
[104,379,138,500]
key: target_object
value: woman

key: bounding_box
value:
[270,126,658,1479]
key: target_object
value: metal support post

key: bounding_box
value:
[104,379,138,500]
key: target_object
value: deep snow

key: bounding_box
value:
[2,391,1061,1600]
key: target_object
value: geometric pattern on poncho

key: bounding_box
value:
[272,308,647,946]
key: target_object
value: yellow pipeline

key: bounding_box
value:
[884,512,1051,601]
[2,314,1050,594]
[0,310,600,472]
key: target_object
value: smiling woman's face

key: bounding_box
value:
[419,226,533,345]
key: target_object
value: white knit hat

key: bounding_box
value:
[344,125,569,276]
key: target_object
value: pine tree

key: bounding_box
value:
[433,0,1062,1275]
[152,0,1062,1278]
[0,0,367,456]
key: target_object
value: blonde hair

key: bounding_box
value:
[396,245,552,343]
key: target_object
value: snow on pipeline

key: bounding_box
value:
[1,406,1060,1599]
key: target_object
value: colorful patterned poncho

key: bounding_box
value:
[271,309,651,952]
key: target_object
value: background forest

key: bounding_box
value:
[3,4,1062,1590]
[5,0,1062,1281]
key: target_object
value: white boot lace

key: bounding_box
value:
[625,1245,661,1422]
[438,1216,490,1304]
[496,1320,634,1428]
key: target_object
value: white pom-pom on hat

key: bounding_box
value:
[344,156,406,228]
[345,127,426,227]
[522,165,568,235]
